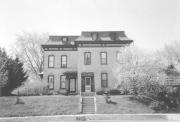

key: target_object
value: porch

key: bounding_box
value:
[81,72,95,93]
[63,71,78,94]
[63,71,96,96]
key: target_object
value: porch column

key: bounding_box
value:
[78,72,81,94]
[91,76,95,92]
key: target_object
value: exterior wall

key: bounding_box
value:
[43,46,124,93]
[166,75,180,86]
[43,50,78,93]
[77,47,124,92]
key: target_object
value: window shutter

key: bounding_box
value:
[91,76,94,92]
[81,77,85,92]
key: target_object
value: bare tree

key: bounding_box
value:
[115,46,166,96]
[14,32,48,80]
[163,40,180,66]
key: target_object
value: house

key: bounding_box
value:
[41,31,133,95]
[165,64,180,94]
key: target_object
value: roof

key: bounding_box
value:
[165,65,180,76]
[76,31,132,41]
[41,31,133,48]
[42,36,79,46]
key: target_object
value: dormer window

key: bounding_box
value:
[62,37,68,42]
[92,33,98,41]
[59,41,63,45]
[110,32,116,41]
[70,41,75,45]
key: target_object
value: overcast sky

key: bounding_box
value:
[0,0,180,53]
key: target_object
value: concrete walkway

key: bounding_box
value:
[0,114,180,122]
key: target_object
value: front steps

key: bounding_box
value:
[81,92,95,96]
[82,97,96,114]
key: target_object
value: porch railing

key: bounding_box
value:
[166,77,180,86]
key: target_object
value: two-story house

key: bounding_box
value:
[41,31,133,95]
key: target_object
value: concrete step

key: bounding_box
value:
[82,109,95,111]
[82,104,95,106]
[81,92,95,96]
[82,96,96,114]
[82,112,94,114]
[82,109,95,112]
[83,111,94,113]
[83,99,94,101]
[83,107,95,108]
[83,104,94,106]
[82,101,94,103]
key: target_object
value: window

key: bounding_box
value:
[100,52,107,65]
[70,41,75,45]
[59,41,63,45]
[60,75,66,89]
[48,75,54,89]
[101,73,108,88]
[48,55,55,68]
[62,37,68,42]
[116,51,123,64]
[92,33,98,41]
[61,55,67,68]
[84,52,91,65]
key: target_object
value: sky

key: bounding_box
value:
[0,0,180,53]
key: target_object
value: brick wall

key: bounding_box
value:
[77,47,124,92]
[43,50,78,92]
[43,46,125,93]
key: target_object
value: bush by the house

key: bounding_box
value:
[12,79,50,96]
[109,89,121,95]
[96,89,125,95]
[154,88,179,111]
[96,90,105,95]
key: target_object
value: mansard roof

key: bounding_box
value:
[41,31,133,50]
[46,36,79,45]
[76,31,131,41]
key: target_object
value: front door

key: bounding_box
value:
[70,78,76,92]
[85,77,91,92]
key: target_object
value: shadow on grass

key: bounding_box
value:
[107,100,117,105]
[128,95,151,106]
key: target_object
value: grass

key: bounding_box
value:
[0,95,81,117]
[96,95,155,114]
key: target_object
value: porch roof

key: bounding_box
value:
[63,71,77,78]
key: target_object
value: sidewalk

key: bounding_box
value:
[0,114,179,122]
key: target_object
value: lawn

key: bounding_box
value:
[0,95,81,117]
[96,95,155,114]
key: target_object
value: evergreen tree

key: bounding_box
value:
[0,48,8,87]
[0,48,9,96]
[2,57,28,96]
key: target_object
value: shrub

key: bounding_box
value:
[96,90,105,95]
[130,86,179,111]
[156,89,179,110]
[12,79,50,96]
[109,89,121,95]
[149,101,165,111]
[96,89,125,95]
